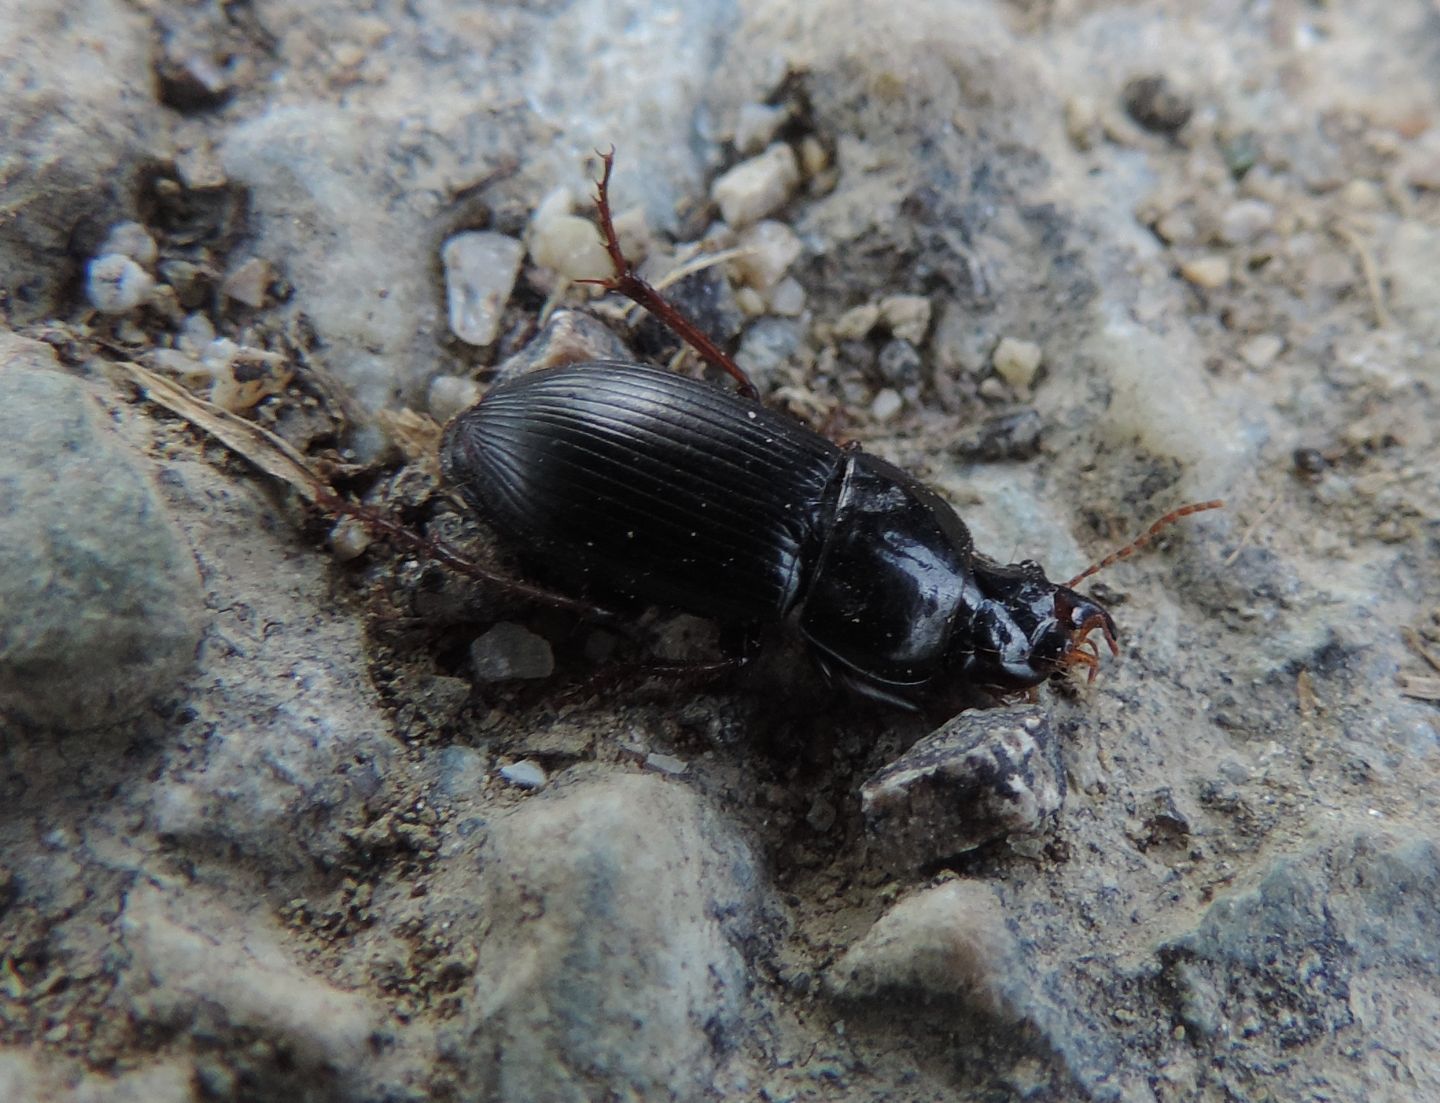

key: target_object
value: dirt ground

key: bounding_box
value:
[2,1,1438,1101]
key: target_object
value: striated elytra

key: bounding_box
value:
[441,360,1115,711]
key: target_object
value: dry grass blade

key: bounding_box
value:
[110,358,326,502]
[1398,674,1440,702]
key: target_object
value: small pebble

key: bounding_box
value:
[529,211,611,284]
[443,231,525,346]
[499,760,548,790]
[100,221,157,268]
[798,135,829,178]
[992,336,1042,395]
[1339,178,1385,211]
[806,795,837,833]
[221,256,273,308]
[1239,333,1283,370]
[977,376,1010,402]
[493,308,632,384]
[329,517,372,562]
[833,302,880,340]
[734,286,766,316]
[209,350,292,412]
[178,313,216,355]
[733,219,802,290]
[1218,199,1275,245]
[428,374,482,422]
[1154,210,1197,245]
[870,388,903,422]
[1123,74,1194,135]
[733,102,788,156]
[1180,255,1230,289]
[767,277,805,316]
[643,752,688,776]
[711,143,800,228]
[876,339,921,387]
[86,254,154,314]
[470,622,555,682]
[1292,447,1327,476]
[1064,95,1101,150]
[878,295,931,344]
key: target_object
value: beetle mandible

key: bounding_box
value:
[440,151,1220,711]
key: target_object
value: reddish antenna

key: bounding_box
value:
[1065,500,1225,590]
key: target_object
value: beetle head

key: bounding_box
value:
[957,562,1118,693]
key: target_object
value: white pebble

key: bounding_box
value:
[428,374,482,422]
[178,313,216,355]
[870,388,903,422]
[734,102,788,156]
[1239,333,1283,370]
[1180,255,1230,289]
[767,277,806,316]
[711,143,800,228]
[733,220,802,290]
[100,221,157,268]
[1218,199,1275,245]
[443,232,524,346]
[86,254,154,314]
[833,302,880,341]
[222,256,273,308]
[1339,179,1385,211]
[992,336,1043,394]
[879,295,932,344]
[499,760,548,790]
[528,214,611,284]
[643,752,689,776]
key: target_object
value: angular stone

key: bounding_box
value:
[462,774,762,1102]
[861,706,1063,870]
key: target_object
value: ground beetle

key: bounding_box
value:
[440,152,1220,711]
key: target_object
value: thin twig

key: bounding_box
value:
[1224,492,1281,567]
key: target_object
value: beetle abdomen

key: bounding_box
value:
[441,362,844,621]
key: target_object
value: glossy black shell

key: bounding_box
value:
[441,360,1108,707]
[441,361,842,622]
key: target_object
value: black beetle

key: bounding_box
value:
[440,360,1121,710]
[438,151,1218,711]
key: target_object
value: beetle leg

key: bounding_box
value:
[577,149,761,401]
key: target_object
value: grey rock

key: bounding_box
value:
[827,880,1027,1020]
[492,308,632,386]
[442,231,524,347]
[0,340,203,731]
[470,622,555,682]
[861,706,1063,870]
[1160,830,1440,1062]
[117,881,384,1100]
[461,774,762,1102]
